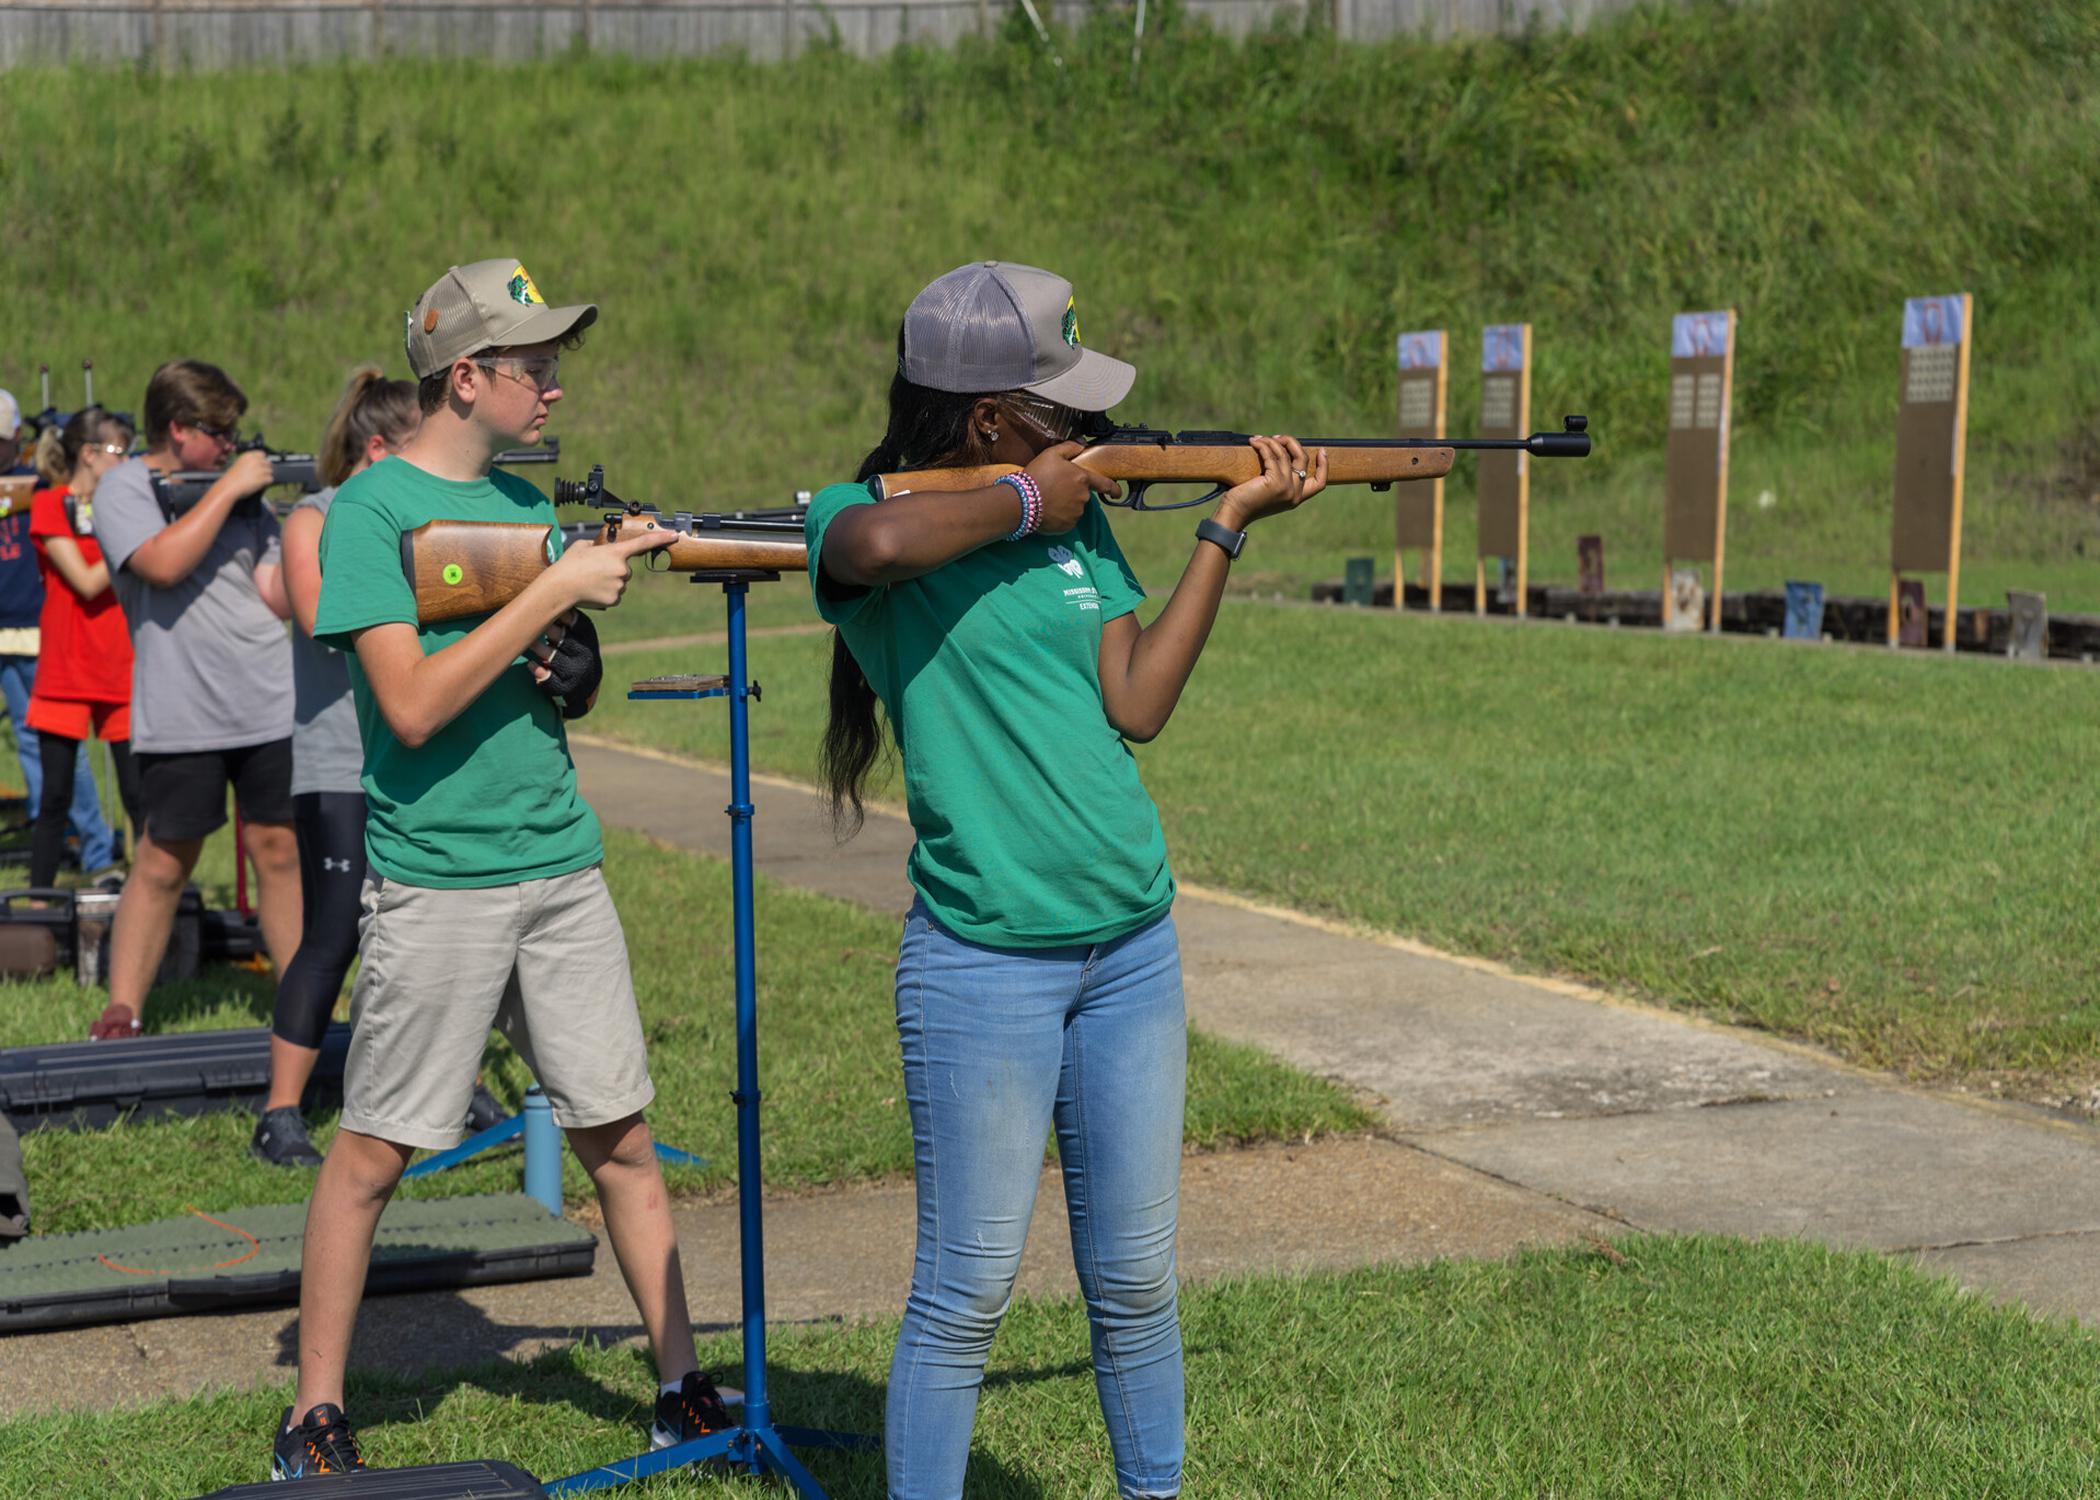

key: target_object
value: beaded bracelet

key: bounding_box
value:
[997,471,1043,540]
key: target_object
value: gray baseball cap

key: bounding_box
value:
[901,261,1135,412]
[0,390,18,442]
[404,259,598,380]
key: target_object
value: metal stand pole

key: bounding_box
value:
[546,575,872,1497]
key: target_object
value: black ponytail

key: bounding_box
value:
[820,330,990,839]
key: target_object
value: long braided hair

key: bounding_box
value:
[820,327,996,838]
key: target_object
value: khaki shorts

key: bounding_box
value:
[339,863,655,1151]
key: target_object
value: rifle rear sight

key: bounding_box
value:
[555,465,810,534]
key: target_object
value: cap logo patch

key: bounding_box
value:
[508,266,545,307]
[423,308,440,333]
[1061,296,1081,349]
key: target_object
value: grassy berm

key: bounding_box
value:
[2,0,2097,605]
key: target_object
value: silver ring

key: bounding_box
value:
[1293,468,1307,480]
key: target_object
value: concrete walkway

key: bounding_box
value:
[571,735,2100,1329]
[2,732,2092,1419]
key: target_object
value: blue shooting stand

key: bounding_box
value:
[400,1091,703,1216]
[546,570,873,1496]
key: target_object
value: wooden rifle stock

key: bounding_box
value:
[875,441,1455,504]
[403,507,808,624]
[872,418,1590,508]
[402,519,557,624]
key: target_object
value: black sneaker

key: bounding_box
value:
[650,1371,734,1450]
[464,1083,509,1136]
[251,1108,324,1169]
[272,1402,366,1480]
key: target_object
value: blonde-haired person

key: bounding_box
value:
[249,367,418,1167]
[3,390,117,872]
[24,408,140,889]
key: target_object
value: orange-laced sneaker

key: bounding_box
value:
[271,1402,366,1481]
[650,1370,735,1450]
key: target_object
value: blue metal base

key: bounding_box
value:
[400,1114,707,1182]
[547,1421,876,1495]
[400,1114,522,1179]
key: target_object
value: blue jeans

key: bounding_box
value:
[888,900,1185,1500]
[0,655,112,871]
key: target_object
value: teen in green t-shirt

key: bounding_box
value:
[272,260,734,1480]
[809,261,1328,1500]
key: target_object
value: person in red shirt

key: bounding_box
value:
[27,406,142,888]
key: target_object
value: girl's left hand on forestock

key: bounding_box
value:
[1215,435,1328,530]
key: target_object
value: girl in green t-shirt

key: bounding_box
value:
[808,262,1327,1500]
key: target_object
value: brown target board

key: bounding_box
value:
[1889,293,1973,649]
[1474,323,1531,616]
[1663,309,1735,632]
[1394,329,1447,609]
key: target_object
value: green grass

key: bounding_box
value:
[2,0,2097,603]
[0,826,1372,1235]
[583,600,2100,1099]
[2,1236,2095,1496]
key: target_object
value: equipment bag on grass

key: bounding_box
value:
[0,1107,26,1241]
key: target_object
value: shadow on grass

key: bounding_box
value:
[307,1334,1051,1498]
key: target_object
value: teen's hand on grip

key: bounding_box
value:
[545,527,675,610]
[222,448,277,498]
[1025,442,1122,533]
[1215,436,1326,530]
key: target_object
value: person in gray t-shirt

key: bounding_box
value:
[251,367,421,1168]
[86,359,301,1042]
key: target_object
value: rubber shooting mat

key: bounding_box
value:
[0,1192,595,1332]
[0,1022,351,1131]
[196,1460,549,1499]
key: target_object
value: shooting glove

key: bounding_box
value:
[535,609,604,720]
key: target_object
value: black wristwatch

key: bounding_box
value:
[1195,517,1246,560]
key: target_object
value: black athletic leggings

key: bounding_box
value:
[272,791,369,1049]
[31,731,141,888]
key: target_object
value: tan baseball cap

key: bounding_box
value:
[901,261,1135,412]
[404,259,598,380]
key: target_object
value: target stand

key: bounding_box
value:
[545,570,874,1496]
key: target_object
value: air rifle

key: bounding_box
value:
[151,435,563,519]
[403,465,809,624]
[873,415,1591,508]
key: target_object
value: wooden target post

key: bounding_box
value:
[1394,329,1447,610]
[1889,293,1973,650]
[1662,309,1735,632]
[1474,323,1531,616]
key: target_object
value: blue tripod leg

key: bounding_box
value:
[398,1114,523,1178]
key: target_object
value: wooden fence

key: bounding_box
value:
[0,0,1654,68]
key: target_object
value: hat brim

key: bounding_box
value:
[1024,347,1135,413]
[494,301,599,351]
